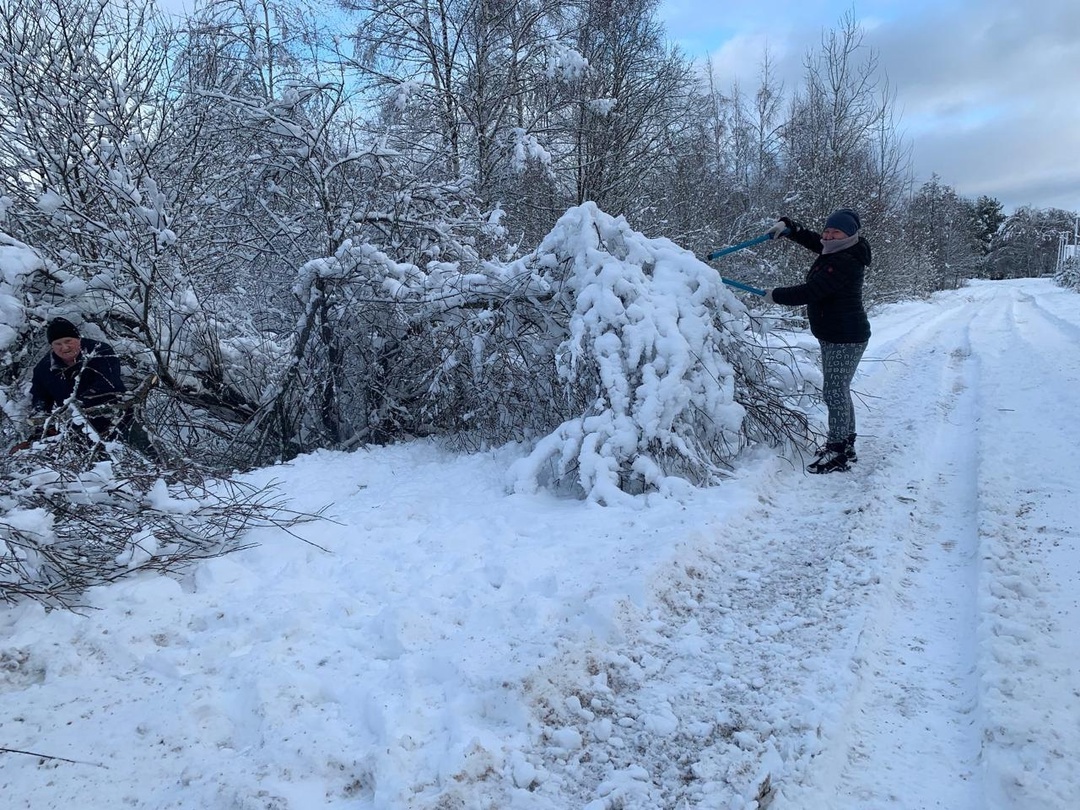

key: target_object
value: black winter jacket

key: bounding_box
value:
[30,337,127,415]
[771,226,871,343]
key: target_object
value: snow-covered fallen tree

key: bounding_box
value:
[505,203,817,503]
[260,203,819,502]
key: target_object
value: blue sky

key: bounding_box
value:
[659,0,1080,214]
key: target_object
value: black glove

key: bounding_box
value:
[779,216,801,235]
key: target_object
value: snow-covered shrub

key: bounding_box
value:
[504,203,816,503]
[234,230,516,456]
[0,234,39,357]
[1054,255,1080,291]
[0,234,60,453]
[0,227,258,469]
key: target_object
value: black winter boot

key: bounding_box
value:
[845,434,857,463]
[808,442,850,474]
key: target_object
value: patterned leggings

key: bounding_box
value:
[820,340,867,443]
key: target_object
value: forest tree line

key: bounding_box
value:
[1,0,1077,472]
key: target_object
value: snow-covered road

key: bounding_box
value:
[2,279,1077,809]
[776,279,1080,809]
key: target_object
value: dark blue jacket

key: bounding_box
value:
[30,337,127,415]
[772,227,872,344]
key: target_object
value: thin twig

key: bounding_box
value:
[0,747,109,768]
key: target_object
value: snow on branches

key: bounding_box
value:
[0,428,318,610]
[508,203,808,504]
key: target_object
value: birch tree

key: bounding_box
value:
[782,11,888,223]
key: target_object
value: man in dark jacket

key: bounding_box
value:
[30,317,128,437]
[763,208,871,474]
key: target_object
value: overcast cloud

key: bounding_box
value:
[660,0,1080,214]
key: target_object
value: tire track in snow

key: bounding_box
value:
[968,282,1080,808]
[775,280,1080,809]
[775,293,989,809]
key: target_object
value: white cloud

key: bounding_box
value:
[661,0,1080,213]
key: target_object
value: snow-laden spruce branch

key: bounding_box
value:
[504,203,816,503]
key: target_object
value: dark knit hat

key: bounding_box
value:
[46,317,80,343]
[824,208,861,236]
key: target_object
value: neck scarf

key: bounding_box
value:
[821,233,859,254]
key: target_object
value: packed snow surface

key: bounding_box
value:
[2,278,1078,809]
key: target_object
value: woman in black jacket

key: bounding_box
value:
[764,208,871,474]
